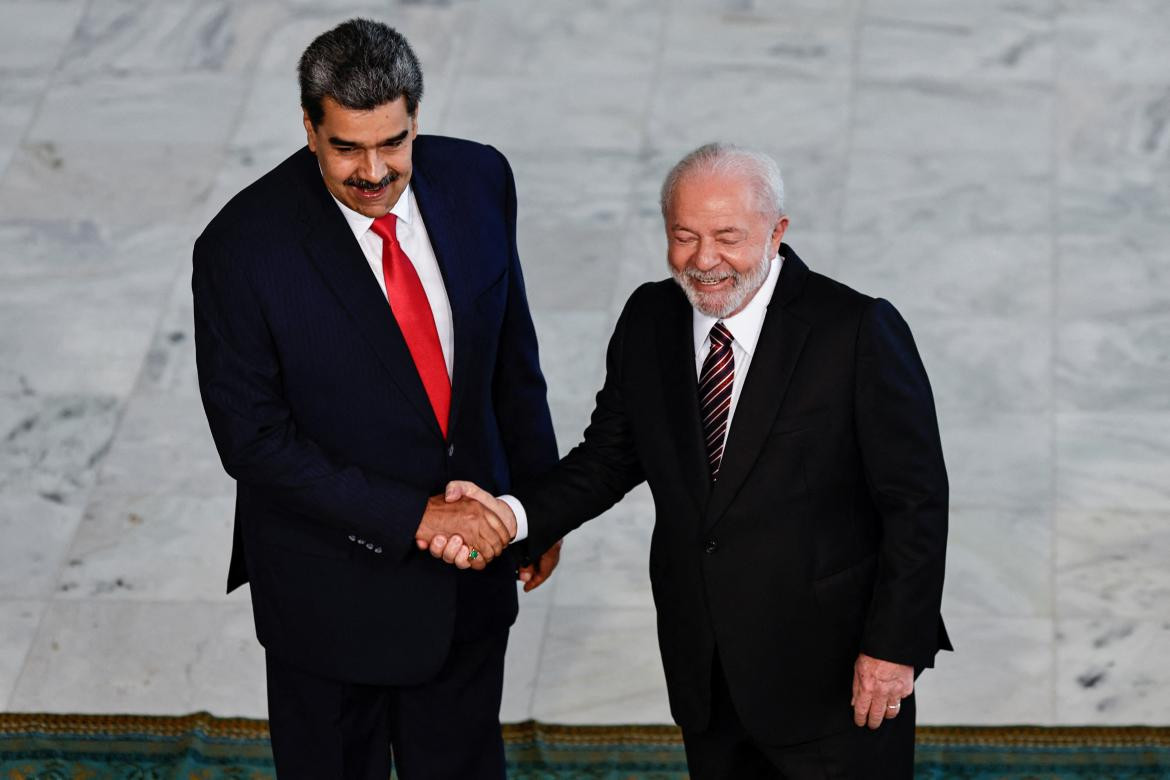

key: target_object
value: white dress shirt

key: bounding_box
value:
[691,253,783,453]
[332,188,534,541]
[508,253,784,544]
[331,186,454,380]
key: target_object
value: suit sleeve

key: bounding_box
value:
[514,292,647,557]
[192,233,427,559]
[490,150,559,489]
[854,298,949,668]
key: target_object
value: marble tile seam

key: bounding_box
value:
[0,600,51,712]
[0,0,90,188]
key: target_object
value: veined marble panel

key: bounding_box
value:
[56,0,285,76]
[668,0,861,25]
[550,483,655,610]
[518,216,626,312]
[915,617,1054,725]
[1056,413,1170,512]
[531,605,671,724]
[1057,316,1170,412]
[0,1,86,72]
[510,149,638,225]
[863,0,1055,26]
[1057,231,1170,320]
[462,0,662,78]
[92,391,233,498]
[914,317,1052,413]
[835,232,1053,322]
[1058,83,1170,171]
[937,409,1052,511]
[28,72,247,144]
[646,72,851,164]
[0,253,177,398]
[0,601,45,710]
[852,80,1053,155]
[1056,510,1170,621]
[0,141,227,227]
[0,493,82,599]
[662,13,852,80]
[859,16,1053,83]
[1058,160,1170,235]
[529,310,612,444]
[0,73,47,180]
[1056,618,1170,724]
[842,151,1051,238]
[8,600,266,716]
[0,394,121,506]
[442,74,654,155]
[1057,2,1170,84]
[943,507,1051,619]
[56,491,237,602]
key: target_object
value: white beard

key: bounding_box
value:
[671,247,773,319]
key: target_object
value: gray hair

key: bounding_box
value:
[299,19,424,127]
[659,143,785,219]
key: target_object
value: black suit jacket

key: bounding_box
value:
[193,138,557,685]
[518,245,950,745]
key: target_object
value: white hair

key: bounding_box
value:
[659,142,785,219]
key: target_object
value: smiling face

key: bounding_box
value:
[304,95,418,217]
[666,170,788,318]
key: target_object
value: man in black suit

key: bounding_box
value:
[434,143,951,778]
[192,19,559,779]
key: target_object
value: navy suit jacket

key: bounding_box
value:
[517,246,951,745]
[193,138,557,685]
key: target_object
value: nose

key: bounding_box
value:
[693,239,721,271]
[360,148,386,182]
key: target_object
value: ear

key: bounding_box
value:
[770,215,789,256]
[409,107,420,138]
[302,109,317,152]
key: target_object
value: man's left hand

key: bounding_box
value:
[851,653,914,729]
[518,538,562,592]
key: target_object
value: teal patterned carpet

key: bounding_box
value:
[1,713,1168,778]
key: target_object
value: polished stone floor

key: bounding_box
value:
[1,0,1168,727]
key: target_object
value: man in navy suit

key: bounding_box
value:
[192,19,558,779]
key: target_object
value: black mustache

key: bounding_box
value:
[344,172,398,190]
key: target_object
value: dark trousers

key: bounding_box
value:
[265,629,509,780]
[682,654,916,780]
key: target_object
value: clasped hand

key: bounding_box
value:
[414,482,516,571]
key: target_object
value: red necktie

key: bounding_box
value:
[370,213,451,438]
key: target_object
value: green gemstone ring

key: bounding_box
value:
[468,549,480,561]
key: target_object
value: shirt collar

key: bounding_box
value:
[330,184,415,244]
[691,254,784,357]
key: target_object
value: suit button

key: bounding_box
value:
[447,443,455,457]
[366,543,374,550]
[374,547,383,554]
[348,535,356,542]
[705,539,718,554]
[357,538,365,545]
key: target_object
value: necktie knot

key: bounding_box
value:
[370,213,398,243]
[709,322,733,349]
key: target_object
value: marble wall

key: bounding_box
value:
[1,0,1167,727]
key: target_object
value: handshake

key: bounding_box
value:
[414,481,562,590]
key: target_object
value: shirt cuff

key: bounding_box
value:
[498,495,528,542]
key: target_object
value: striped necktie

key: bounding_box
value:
[699,322,735,480]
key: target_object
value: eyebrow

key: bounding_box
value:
[328,129,411,148]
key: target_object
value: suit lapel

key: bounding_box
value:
[410,165,474,442]
[296,150,441,437]
[704,248,811,529]
[656,285,711,514]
